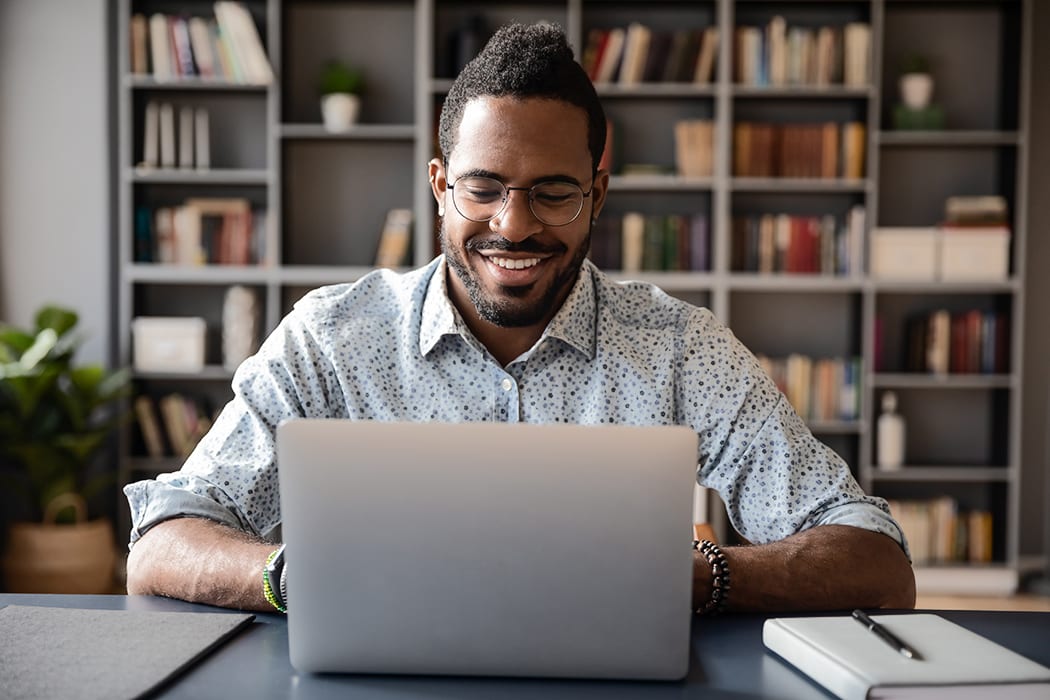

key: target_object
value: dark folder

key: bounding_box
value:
[0,604,254,700]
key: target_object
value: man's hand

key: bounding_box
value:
[692,525,915,613]
[126,517,278,612]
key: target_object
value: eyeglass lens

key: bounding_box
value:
[452,176,586,226]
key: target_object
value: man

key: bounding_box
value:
[126,23,915,614]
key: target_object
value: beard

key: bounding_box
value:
[440,219,592,328]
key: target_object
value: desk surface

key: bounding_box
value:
[3,594,1049,699]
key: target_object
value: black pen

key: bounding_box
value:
[851,609,923,661]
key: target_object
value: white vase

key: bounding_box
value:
[321,93,360,132]
[899,73,934,110]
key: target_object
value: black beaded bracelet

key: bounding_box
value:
[692,539,731,616]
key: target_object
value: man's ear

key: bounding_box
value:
[428,158,447,216]
[590,168,611,222]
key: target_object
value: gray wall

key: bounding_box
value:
[0,0,111,365]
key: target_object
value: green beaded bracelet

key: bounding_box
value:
[263,548,286,613]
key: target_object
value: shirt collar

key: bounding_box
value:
[418,257,598,361]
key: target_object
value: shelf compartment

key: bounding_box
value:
[881,2,1022,131]
[434,2,569,79]
[729,290,862,359]
[870,386,1010,468]
[282,1,415,125]
[282,139,416,266]
[130,90,268,170]
[604,98,715,177]
[876,145,1019,228]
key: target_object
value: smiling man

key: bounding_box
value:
[125,23,915,615]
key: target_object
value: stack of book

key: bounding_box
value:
[138,101,210,171]
[130,1,273,84]
[886,496,994,565]
[733,122,865,179]
[731,205,864,276]
[134,198,266,266]
[135,394,216,459]
[734,17,870,87]
[900,308,1009,375]
[589,213,709,273]
[582,24,719,85]
[756,354,862,423]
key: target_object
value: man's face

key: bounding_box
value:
[430,97,608,329]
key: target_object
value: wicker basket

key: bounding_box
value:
[2,493,117,593]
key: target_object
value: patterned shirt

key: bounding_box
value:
[125,258,906,553]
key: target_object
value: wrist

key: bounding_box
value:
[692,539,730,615]
[263,544,287,613]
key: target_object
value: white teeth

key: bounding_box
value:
[490,256,541,270]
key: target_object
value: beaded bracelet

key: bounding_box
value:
[692,539,731,616]
[263,548,286,613]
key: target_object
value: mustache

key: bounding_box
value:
[465,237,565,255]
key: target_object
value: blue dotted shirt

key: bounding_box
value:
[125,258,906,554]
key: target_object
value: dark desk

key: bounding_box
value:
[3,594,1049,699]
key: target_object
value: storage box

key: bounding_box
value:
[939,227,1010,282]
[870,228,939,281]
[132,317,206,373]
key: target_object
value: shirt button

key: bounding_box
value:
[501,378,514,392]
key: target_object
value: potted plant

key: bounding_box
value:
[899,54,934,111]
[319,59,364,132]
[0,305,131,593]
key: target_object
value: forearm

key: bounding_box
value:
[692,525,915,613]
[126,516,277,611]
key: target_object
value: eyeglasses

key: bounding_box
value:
[447,175,593,227]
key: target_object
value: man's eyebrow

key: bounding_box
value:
[452,167,584,187]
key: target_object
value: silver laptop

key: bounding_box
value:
[276,420,698,681]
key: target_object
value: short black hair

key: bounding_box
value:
[438,22,606,172]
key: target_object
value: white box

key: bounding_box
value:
[939,227,1010,281]
[870,228,939,281]
[132,317,206,373]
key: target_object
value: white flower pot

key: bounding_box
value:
[899,73,934,110]
[321,93,361,132]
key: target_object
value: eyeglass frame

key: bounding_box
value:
[442,162,596,227]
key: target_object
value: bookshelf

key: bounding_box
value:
[115,0,1032,594]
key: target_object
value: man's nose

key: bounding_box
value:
[490,189,543,242]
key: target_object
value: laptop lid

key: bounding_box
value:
[277,420,698,680]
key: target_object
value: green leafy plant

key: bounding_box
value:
[0,306,131,524]
[900,54,931,75]
[318,60,364,96]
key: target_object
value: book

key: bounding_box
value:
[195,107,211,170]
[141,100,160,168]
[130,14,149,74]
[134,395,166,457]
[593,27,625,84]
[764,613,1050,699]
[159,102,176,168]
[188,16,217,78]
[178,105,195,169]
[148,13,172,80]
[214,1,274,85]
[374,208,413,268]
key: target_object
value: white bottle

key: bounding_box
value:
[877,391,905,470]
